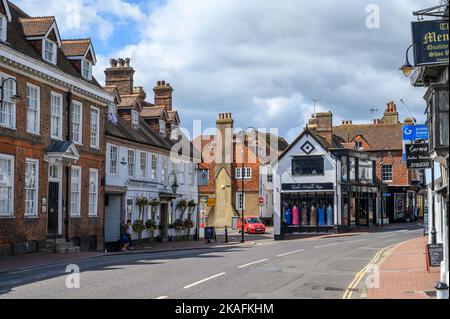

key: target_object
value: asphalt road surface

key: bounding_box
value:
[0,225,423,299]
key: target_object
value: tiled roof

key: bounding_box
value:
[19,16,55,37]
[333,123,403,151]
[61,39,91,57]
[4,2,102,88]
[167,110,180,123]
[118,95,140,108]
[141,106,166,118]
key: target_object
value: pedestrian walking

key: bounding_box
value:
[120,225,130,252]
[126,219,133,249]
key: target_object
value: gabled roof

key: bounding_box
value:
[333,123,403,151]
[61,39,97,64]
[19,16,61,45]
[141,106,169,121]
[118,94,142,111]
[167,110,180,124]
[103,85,121,104]
[278,129,344,161]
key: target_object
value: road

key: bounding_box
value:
[0,225,423,299]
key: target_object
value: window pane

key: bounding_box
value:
[292,156,324,176]
[439,112,449,146]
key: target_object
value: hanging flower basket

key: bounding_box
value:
[149,198,160,207]
[145,219,156,232]
[136,196,149,206]
[183,219,194,229]
[176,199,188,211]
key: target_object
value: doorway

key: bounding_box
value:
[48,182,59,237]
[160,203,168,239]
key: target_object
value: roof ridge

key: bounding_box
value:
[19,16,55,21]
[61,38,92,43]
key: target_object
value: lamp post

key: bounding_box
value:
[379,146,392,227]
[399,44,414,77]
[0,77,21,106]
[239,127,257,243]
[165,171,179,236]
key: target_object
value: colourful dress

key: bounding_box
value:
[310,206,317,226]
[327,205,333,225]
[285,207,292,225]
[318,207,325,226]
[292,206,299,225]
[301,207,307,226]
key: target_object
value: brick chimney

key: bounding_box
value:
[104,58,135,95]
[215,113,234,176]
[133,86,146,100]
[154,80,173,111]
[308,112,333,145]
[404,117,416,125]
[381,101,400,124]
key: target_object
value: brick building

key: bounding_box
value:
[0,1,113,255]
[195,113,288,228]
[103,59,199,246]
[334,102,424,223]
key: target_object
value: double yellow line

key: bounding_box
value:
[342,242,402,299]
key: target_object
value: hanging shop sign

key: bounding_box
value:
[402,124,429,141]
[405,142,432,169]
[281,183,334,191]
[411,19,449,67]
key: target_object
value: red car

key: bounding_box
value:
[237,217,266,234]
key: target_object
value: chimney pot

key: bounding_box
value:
[109,58,118,67]
[118,58,125,67]
[124,58,130,67]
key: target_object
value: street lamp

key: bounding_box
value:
[238,127,258,243]
[0,77,21,105]
[379,146,392,226]
[399,44,414,77]
[167,171,179,194]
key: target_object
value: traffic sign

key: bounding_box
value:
[258,196,265,205]
[402,124,429,141]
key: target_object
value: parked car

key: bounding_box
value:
[237,217,266,234]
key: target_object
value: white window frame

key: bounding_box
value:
[88,168,98,216]
[82,59,92,80]
[90,107,100,149]
[70,166,81,217]
[108,102,117,123]
[109,145,118,175]
[159,119,165,136]
[131,110,139,128]
[0,15,7,42]
[140,152,147,178]
[382,164,393,182]
[179,163,185,184]
[161,157,167,182]
[236,192,245,211]
[128,149,135,178]
[43,38,57,64]
[355,141,363,150]
[151,154,158,180]
[0,73,16,129]
[26,83,40,135]
[0,153,14,217]
[71,100,83,145]
[24,158,39,217]
[235,167,252,179]
[50,92,63,140]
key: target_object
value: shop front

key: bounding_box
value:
[341,185,378,227]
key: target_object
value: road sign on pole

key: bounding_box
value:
[259,196,265,205]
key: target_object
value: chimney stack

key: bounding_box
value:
[307,111,333,144]
[382,101,400,124]
[154,80,173,111]
[104,57,135,95]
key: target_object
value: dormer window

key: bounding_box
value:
[131,110,139,129]
[0,15,6,42]
[82,59,92,80]
[43,39,57,64]
[355,141,363,150]
[108,102,118,123]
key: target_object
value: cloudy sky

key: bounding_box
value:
[15,0,436,141]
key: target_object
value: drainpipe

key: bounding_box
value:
[65,91,72,243]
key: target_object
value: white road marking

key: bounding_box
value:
[238,259,270,269]
[379,234,396,239]
[276,249,305,257]
[155,296,168,299]
[183,272,226,289]
[345,239,369,244]
[314,243,339,249]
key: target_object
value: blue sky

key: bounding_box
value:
[13,0,437,142]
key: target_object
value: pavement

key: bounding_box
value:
[366,236,440,299]
[0,224,429,299]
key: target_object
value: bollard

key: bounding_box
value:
[435,282,449,299]
[225,226,228,243]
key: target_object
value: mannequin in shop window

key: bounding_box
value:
[318,201,325,226]
[292,202,299,226]
[285,204,292,225]
[310,203,317,226]
[327,202,333,226]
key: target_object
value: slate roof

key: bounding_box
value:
[4,2,103,88]
[47,140,73,153]
[333,123,403,151]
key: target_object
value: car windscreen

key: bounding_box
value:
[247,218,260,224]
